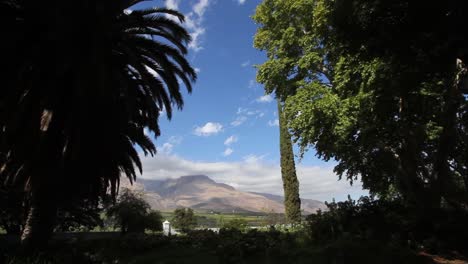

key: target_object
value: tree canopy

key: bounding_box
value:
[107,188,162,234]
[253,0,468,208]
[172,208,196,232]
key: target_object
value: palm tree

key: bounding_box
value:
[0,0,196,250]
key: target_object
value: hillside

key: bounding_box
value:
[121,175,326,214]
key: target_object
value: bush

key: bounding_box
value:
[106,189,162,234]
[222,218,248,231]
[145,210,163,233]
[305,196,468,255]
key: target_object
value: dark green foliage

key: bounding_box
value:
[172,208,196,232]
[106,189,162,234]
[278,101,301,223]
[0,230,436,264]
[145,210,163,233]
[306,196,468,255]
[55,199,104,232]
[222,218,248,231]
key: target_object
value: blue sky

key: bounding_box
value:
[134,0,367,202]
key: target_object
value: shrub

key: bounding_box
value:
[305,196,468,255]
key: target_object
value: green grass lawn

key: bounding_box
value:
[160,211,278,228]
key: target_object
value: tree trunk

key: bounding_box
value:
[432,59,466,206]
[278,100,301,223]
[20,187,58,252]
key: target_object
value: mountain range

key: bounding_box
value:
[121,175,326,214]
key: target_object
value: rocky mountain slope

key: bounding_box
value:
[121,175,326,214]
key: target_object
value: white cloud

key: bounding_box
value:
[193,0,210,17]
[237,107,264,118]
[237,0,247,5]
[194,67,201,73]
[224,135,238,146]
[158,136,183,154]
[139,153,367,202]
[194,122,223,136]
[231,116,247,127]
[184,0,212,52]
[241,60,250,67]
[188,26,206,52]
[223,148,234,157]
[231,108,265,127]
[165,0,180,10]
[243,154,267,164]
[160,143,174,154]
[256,94,274,103]
[268,119,279,127]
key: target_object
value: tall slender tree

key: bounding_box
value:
[277,100,301,223]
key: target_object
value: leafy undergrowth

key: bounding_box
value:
[0,230,444,264]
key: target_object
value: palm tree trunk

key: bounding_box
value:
[21,187,58,252]
[277,100,301,223]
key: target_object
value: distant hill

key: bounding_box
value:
[121,175,326,214]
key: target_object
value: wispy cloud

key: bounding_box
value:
[248,79,257,90]
[139,153,367,201]
[231,116,247,127]
[237,0,247,5]
[160,143,174,154]
[237,107,264,118]
[268,119,279,127]
[231,108,265,127]
[158,136,183,154]
[165,0,181,10]
[241,60,250,67]
[193,0,210,17]
[185,0,212,52]
[222,148,234,157]
[194,122,223,136]
[256,94,274,103]
[224,135,238,146]
[243,154,267,163]
[168,136,183,145]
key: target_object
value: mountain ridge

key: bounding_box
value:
[121,175,326,214]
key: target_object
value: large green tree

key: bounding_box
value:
[0,0,195,249]
[253,1,302,223]
[253,0,468,208]
[172,208,196,232]
[106,188,162,234]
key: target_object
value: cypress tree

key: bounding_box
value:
[278,100,301,223]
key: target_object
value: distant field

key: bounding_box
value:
[160,211,285,228]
